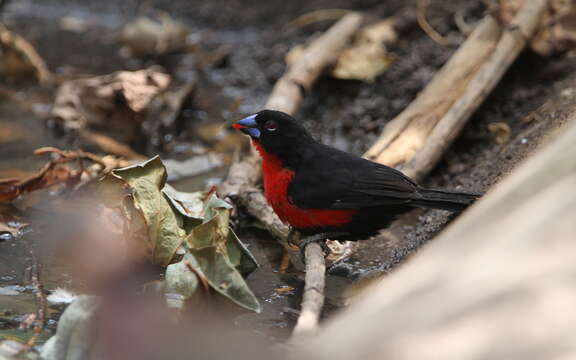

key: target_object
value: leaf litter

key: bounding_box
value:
[0,149,260,314]
[101,156,260,312]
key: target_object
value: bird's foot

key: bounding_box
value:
[298,232,348,259]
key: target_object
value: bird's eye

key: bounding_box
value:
[263,120,277,132]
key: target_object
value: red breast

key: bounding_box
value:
[252,140,355,230]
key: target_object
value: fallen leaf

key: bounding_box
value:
[184,194,260,312]
[165,253,200,297]
[0,163,78,203]
[52,68,171,145]
[163,184,205,226]
[488,122,512,144]
[275,286,295,294]
[332,19,396,82]
[107,156,185,266]
[97,156,259,311]
[286,18,397,82]
[0,147,123,203]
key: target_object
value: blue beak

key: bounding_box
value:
[233,114,260,138]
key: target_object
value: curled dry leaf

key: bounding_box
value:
[332,18,397,82]
[172,194,260,312]
[286,18,397,82]
[488,122,512,144]
[103,156,185,266]
[0,147,125,203]
[0,162,79,203]
[52,68,171,145]
[165,193,259,312]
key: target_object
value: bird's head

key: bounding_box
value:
[233,110,314,163]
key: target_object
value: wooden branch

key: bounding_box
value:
[291,243,326,338]
[403,0,549,181]
[365,0,549,181]
[266,12,364,114]
[363,15,501,167]
[0,23,52,84]
[293,104,576,360]
[22,236,47,349]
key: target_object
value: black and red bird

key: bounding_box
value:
[233,110,480,244]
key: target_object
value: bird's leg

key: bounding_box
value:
[298,232,349,258]
[286,228,299,249]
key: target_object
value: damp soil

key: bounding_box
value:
[1,0,575,341]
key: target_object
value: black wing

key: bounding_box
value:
[288,144,419,210]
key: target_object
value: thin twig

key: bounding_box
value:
[23,236,47,349]
[0,23,52,84]
[365,0,549,179]
[404,0,549,181]
[292,242,326,337]
[417,0,450,46]
[364,15,502,169]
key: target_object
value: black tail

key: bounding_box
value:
[412,188,481,212]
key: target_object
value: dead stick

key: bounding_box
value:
[292,242,326,337]
[403,0,549,181]
[23,237,47,349]
[266,12,364,114]
[364,0,549,175]
[364,15,502,166]
[0,24,52,85]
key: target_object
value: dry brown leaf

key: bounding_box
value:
[52,68,171,144]
[0,164,78,202]
[286,18,397,82]
[488,122,512,144]
[0,147,125,203]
